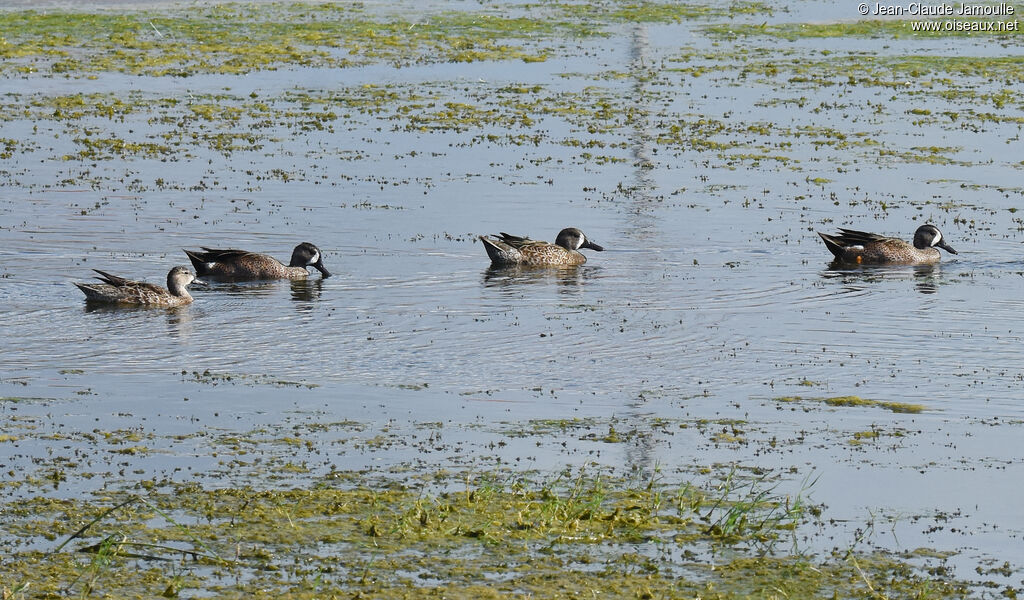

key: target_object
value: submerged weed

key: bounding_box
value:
[0,468,983,598]
[775,395,927,413]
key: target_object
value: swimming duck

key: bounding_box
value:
[184,242,331,280]
[817,224,957,265]
[75,266,204,307]
[480,228,604,266]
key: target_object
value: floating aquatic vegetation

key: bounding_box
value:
[0,466,983,598]
[774,394,927,413]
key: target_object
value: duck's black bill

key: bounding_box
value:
[937,241,957,255]
[314,262,332,278]
[582,240,604,252]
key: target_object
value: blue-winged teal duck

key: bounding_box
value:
[75,266,204,306]
[480,227,604,266]
[184,242,331,280]
[817,224,957,265]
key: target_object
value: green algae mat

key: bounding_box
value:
[0,468,973,599]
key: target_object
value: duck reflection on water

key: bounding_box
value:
[482,263,604,297]
[822,262,941,295]
[290,277,324,303]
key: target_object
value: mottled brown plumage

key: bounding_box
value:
[817,224,957,265]
[75,266,203,307]
[184,242,331,280]
[479,227,604,266]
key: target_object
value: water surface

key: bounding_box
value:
[2,0,1024,590]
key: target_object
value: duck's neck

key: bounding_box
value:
[167,277,193,299]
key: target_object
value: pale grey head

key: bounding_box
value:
[555,227,604,252]
[289,242,331,277]
[913,224,957,255]
[167,265,205,296]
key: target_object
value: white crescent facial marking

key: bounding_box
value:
[576,235,585,250]
[310,250,320,264]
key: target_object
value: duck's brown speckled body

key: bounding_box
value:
[184,242,331,280]
[75,266,203,307]
[817,224,957,265]
[479,227,604,266]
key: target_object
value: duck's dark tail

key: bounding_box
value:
[817,232,844,260]
[183,249,211,275]
[479,235,507,264]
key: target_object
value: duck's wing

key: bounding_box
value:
[185,247,266,275]
[92,269,166,294]
[496,232,543,250]
[92,269,136,288]
[196,248,258,261]
[834,228,893,245]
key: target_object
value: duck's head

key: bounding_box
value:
[167,266,205,295]
[914,224,957,255]
[556,227,604,252]
[290,242,332,277]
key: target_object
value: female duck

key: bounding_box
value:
[817,224,957,265]
[75,266,203,307]
[480,227,604,266]
[184,242,331,280]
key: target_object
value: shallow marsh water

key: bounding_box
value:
[2,0,1024,596]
